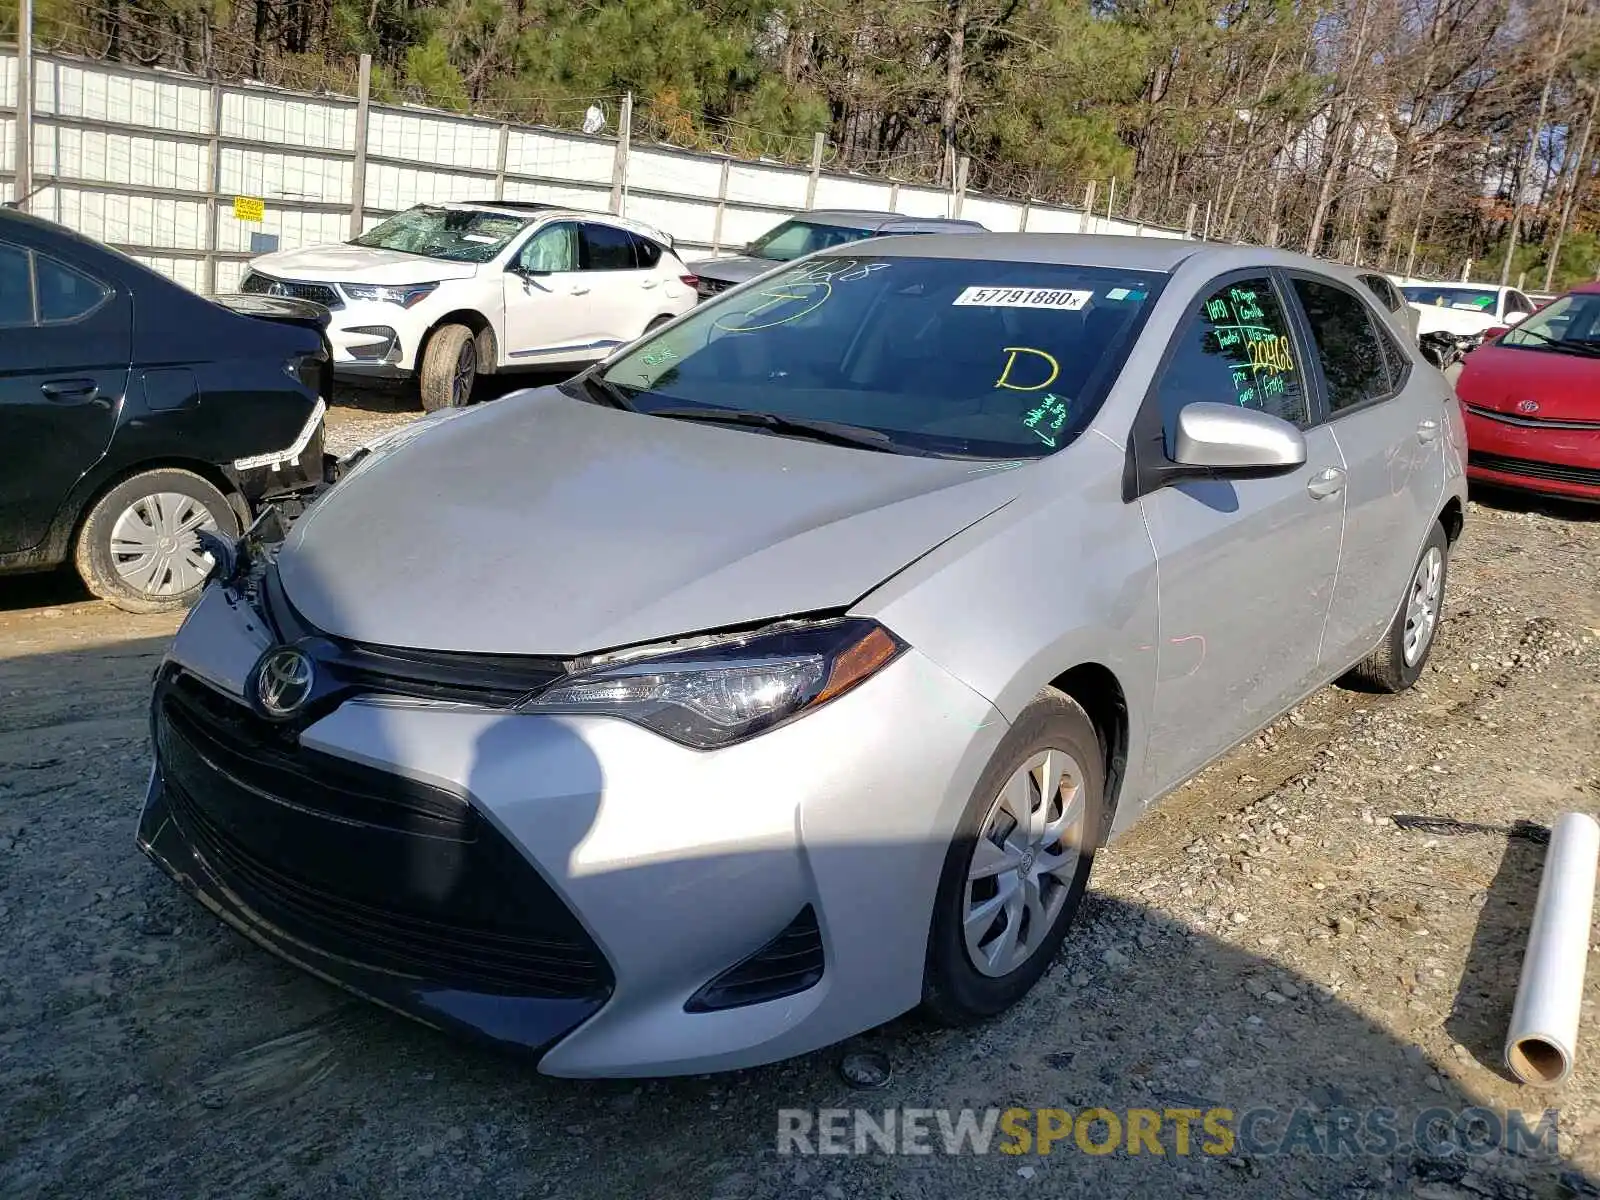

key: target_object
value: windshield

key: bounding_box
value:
[1400,285,1500,313]
[598,254,1165,459]
[351,206,530,263]
[748,219,876,262]
[1498,292,1600,356]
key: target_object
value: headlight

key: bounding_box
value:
[341,281,440,308]
[520,618,906,749]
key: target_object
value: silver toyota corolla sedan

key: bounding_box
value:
[139,235,1467,1077]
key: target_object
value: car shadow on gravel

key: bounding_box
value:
[0,568,93,612]
[1467,485,1600,524]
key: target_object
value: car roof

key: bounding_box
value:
[429,200,673,242]
[441,200,599,222]
[798,209,982,231]
[819,232,1360,276]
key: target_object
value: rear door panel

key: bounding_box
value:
[1284,271,1444,668]
[0,239,130,554]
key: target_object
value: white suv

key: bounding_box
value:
[241,202,698,410]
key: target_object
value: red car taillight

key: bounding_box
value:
[680,274,699,288]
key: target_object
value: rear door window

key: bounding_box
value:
[0,243,35,326]
[630,234,663,269]
[1153,275,1309,453]
[581,223,638,271]
[1290,277,1394,413]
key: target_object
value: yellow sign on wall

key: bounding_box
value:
[232,195,265,222]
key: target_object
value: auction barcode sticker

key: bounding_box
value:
[952,286,1094,310]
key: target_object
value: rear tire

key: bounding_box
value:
[418,323,476,412]
[1344,522,1450,693]
[923,689,1104,1026]
[73,469,240,614]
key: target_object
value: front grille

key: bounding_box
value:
[162,671,469,835]
[685,905,825,1012]
[1469,451,1600,488]
[242,271,344,310]
[1465,403,1600,430]
[155,669,611,999]
[256,565,568,710]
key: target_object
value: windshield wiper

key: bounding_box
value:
[645,406,910,453]
[576,372,639,410]
[1511,327,1600,357]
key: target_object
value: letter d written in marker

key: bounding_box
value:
[994,346,1060,391]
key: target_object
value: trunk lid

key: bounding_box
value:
[210,293,332,333]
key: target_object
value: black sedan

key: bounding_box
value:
[0,209,333,612]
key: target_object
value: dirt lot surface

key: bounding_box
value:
[2,397,1598,1198]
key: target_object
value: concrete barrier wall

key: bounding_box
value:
[0,49,1191,295]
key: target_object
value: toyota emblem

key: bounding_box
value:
[1517,399,1540,414]
[253,646,316,718]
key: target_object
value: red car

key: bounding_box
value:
[1456,281,1600,502]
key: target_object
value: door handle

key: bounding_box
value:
[1306,466,1346,499]
[640,278,658,289]
[41,379,100,403]
[570,285,590,296]
[1417,418,1440,443]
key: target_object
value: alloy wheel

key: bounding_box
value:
[453,339,476,405]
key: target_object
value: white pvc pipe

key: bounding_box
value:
[1505,812,1600,1087]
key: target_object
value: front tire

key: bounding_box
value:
[418,323,477,412]
[1344,522,1450,693]
[73,469,240,613]
[923,689,1105,1025]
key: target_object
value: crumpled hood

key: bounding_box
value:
[690,254,777,287]
[279,389,1024,654]
[249,244,480,285]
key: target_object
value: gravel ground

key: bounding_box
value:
[1,407,1598,1198]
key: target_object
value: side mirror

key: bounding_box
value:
[1504,311,1528,326]
[1172,403,1307,475]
